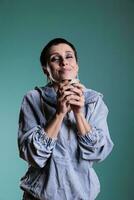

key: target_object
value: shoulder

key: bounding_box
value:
[84,87,109,114]
[21,85,46,105]
[23,89,39,102]
[23,83,49,98]
[84,87,103,104]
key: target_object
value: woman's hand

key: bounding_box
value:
[57,80,85,115]
[57,81,92,136]
[56,80,75,115]
[66,82,85,114]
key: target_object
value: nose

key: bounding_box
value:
[60,57,69,66]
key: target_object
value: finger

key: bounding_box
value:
[59,84,74,93]
[69,100,84,106]
[58,91,75,102]
[69,96,85,104]
[66,94,81,102]
[70,87,83,96]
[73,83,85,91]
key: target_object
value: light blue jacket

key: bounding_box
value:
[18,83,114,200]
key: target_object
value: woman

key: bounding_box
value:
[18,38,114,200]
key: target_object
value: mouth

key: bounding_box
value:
[58,68,75,81]
[59,69,71,73]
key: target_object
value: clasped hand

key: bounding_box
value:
[56,80,85,115]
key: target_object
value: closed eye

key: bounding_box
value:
[66,55,73,59]
[51,56,60,62]
[50,54,74,63]
[66,54,74,59]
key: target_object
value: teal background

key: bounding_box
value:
[0,0,133,199]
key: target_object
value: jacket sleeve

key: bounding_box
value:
[17,91,57,168]
[77,94,114,163]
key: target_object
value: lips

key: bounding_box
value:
[59,69,71,73]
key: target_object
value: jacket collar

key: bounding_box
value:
[35,82,57,106]
[34,82,103,106]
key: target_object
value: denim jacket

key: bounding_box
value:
[18,83,114,200]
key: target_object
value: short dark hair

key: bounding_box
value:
[40,38,78,67]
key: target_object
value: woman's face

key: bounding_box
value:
[46,43,79,82]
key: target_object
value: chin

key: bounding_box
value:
[60,75,76,81]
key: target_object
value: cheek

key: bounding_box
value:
[48,64,59,72]
[74,64,79,72]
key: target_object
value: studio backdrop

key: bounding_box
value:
[0,0,133,200]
